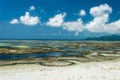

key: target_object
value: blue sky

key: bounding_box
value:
[0,0,120,39]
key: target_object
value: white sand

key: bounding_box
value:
[0,59,120,80]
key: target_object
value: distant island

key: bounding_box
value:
[85,35,120,41]
[0,35,120,41]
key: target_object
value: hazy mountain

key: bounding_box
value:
[85,35,120,41]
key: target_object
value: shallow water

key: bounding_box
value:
[0,52,82,60]
[0,40,120,60]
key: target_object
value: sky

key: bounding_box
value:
[0,0,120,39]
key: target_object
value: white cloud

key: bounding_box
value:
[85,3,120,34]
[104,20,120,33]
[10,19,19,24]
[46,13,66,27]
[90,3,112,17]
[63,19,84,32]
[46,3,120,35]
[85,14,109,33]
[30,6,35,11]
[9,3,120,34]
[63,4,120,34]
[79,9,86,16]
[20,12,39,25]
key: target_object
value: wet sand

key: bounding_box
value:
[0,58,120,80]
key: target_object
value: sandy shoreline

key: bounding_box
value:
[0,58,120,80]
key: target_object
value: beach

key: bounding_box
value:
[0,58,120,80]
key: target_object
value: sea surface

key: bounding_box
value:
[0,40,120,60]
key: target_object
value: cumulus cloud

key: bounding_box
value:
[29,6,35,11]
[10,12,39,26]
[20,12,39,25]
[10,3,120,35]
[85,14,109,32]
[85,4,120,34]
[90,3,112,17]
[46,13,66,27]
[106,20,120,33]
[46,3,120,35]
[79,9,86,16]
[10,19,19,24]
[63,19,84,32]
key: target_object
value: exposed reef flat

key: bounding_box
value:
[0,47,63,54]
[0,41,120,66]
[0,41,120,54]
[0,56,119,67]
